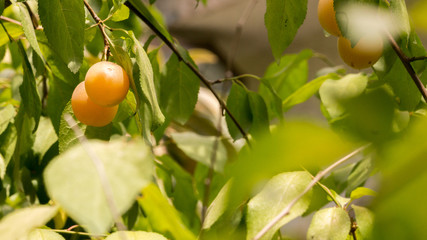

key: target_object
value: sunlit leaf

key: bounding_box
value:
[171,132,227,173]
[44,138,154,234]
[307,207,351,240]
[105,231,167,240]
[38,0,84,73]
[246,171,313,240]
[21,229,65,240]
[32,117,57,160]
[0,205,58,240]
[138,184,196,240]
[0,22,24,47]
[15,2,43,61]
[350,187,376,201]
[0,104,15,135]
[352,205,374,239]
[283,73,339,112]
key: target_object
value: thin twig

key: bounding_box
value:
[52,229,107,237]
[201,109,223,223]
[408,56,427,62]
[0,16,22,26]
[64,114,128,239]
[84,0,110,60]
[386,31,427,102]
[252,144,370,240]
[226,0,259,77]
[212,73,261,85]
[125,1,251,147]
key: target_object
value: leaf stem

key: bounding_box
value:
[386,31,427,102]
[408,56,427,62]
[251,144,370,240]
[84,0,110,61]
[0,16,22,26]
[125,1,251,147]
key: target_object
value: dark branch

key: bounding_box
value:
[386,32,427,102]
[84,0,110,60]
[125,0,251,146]
[409,56,427,62]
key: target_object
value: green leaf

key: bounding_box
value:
[372,118,427,239]
[283,73,340,112]
[105,231,167,240]
[160,53,199,125]
[307,207,351,240]
[259,50,312,118]
[352,205,374,239]
[350,187,376,201]
[111,5,130,22]
[23,229,65,240]
[381,32,426,111]
[130,32,165,130]
[138,184,196,240]
[0,124,17,169]
[155,155,199,230]
[171,132,228,173]
[319,73,368,119]
[0,22,24,47]
[17,40,41,131]
[38,0,84,73]
[37,31,80,86]
[202,181,231,230]
[345,156,373,195]
[225,83,251,140]
[44,138,154,234]
[389,0,411,40]
[265,0,307,60]
[0,205,58,240]
[227,121,354,218]
[15,2,43,61]
[0,104,15,135]
[247,92,270,138]
[32,117,57,160]
[246,171,313,240]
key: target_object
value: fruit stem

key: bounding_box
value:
[84,0,111,61]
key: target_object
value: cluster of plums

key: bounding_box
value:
[318,0,383,69]
[71,61,130,127]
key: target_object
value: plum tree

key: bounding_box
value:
[84,61,130,107]
[71,82,119,127]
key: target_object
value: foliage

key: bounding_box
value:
[0,0,426,239]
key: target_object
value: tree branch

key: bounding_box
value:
[84,0,110,60]
[386,32,427,102]
[125,1,251,147]
[252,144,370,240]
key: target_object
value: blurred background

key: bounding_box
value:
[152,0,427,121]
